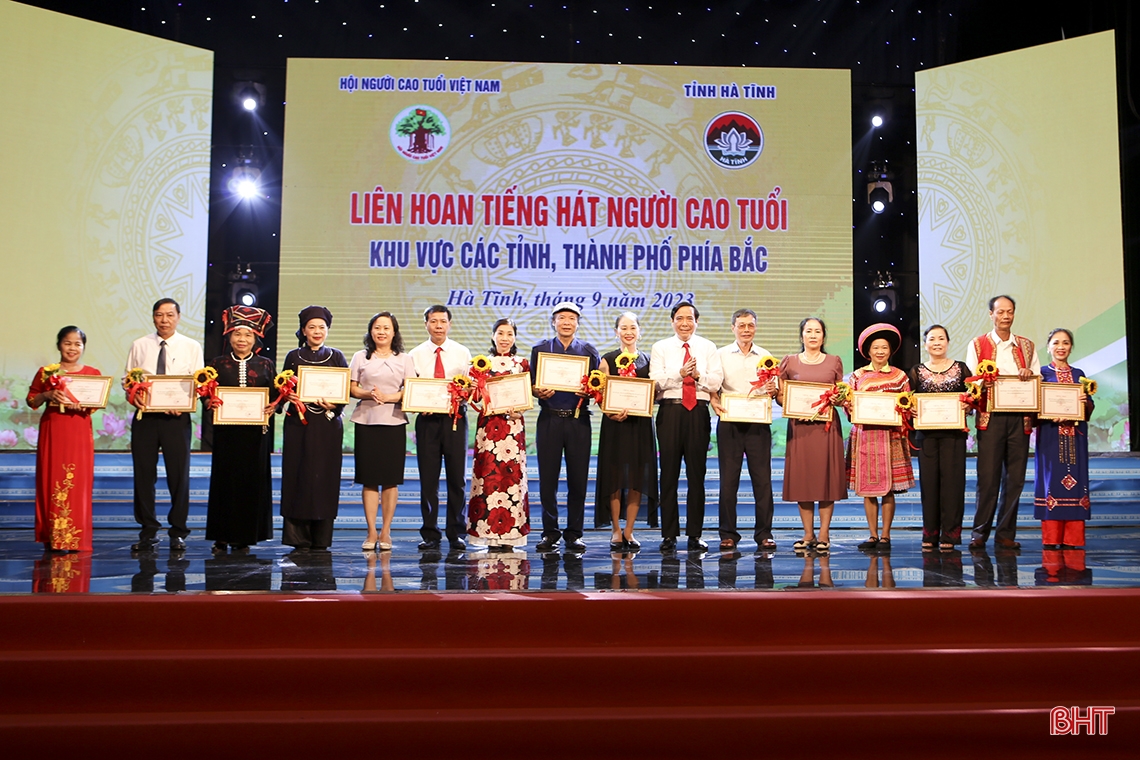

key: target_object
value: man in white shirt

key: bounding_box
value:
[409,305,472,554]
[711,308,777,552]
[964,295,1041,551]
[650,302,723,553]
[124,298,204,552]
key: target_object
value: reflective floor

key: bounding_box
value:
[3,526,1139,593]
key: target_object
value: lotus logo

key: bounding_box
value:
[704,112,763,170]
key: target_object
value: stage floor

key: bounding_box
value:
[3,526,1138,593]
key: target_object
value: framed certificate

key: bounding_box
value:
[143,375,197,412]
[600,376,655,418]
[484,373,534,415]
[989,375,1041,413]
[1039,382,1084,421]
[296,365,351,404]
[534,352,591,392]
[781,380,833,422]
[913,392,966,430]
[719,393,772,424]
[851,391,903,427]
[401,377,453,414]
[213,387,271,426]
[63,376,113,409]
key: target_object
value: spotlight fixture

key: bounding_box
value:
[870,271,897,315]
[871,114,884,128]
[866,161,893,215]
[228,151,262,200]
[232,80,267,114]
[228,262,259,307]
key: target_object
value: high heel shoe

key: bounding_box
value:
[377,541,392,551]
[362,538,379,551]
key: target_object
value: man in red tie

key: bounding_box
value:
[649,302,723,553]
[409,305,472,554]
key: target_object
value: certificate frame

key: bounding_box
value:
[484,373,535,415]
[296,365,351,404]
[989,375,1041,413]
[534,352,591,392]
[780,380,833,422]
[63,375,113,409]
[719,393,773,424]
[1039,382,1085,421]
[600,376,655,418]
[850,391,903,427]
[913,392,967,430]
[142,375,197,412]
[213,386,271,426]
[401,377,453,414]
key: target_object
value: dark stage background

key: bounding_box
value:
[18,0,1140,450]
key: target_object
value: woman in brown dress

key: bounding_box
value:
[776,317,847,554]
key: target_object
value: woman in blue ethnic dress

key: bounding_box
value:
[1035,328,1094,550]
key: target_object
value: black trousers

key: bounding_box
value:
[131,413,191,540]
[917,432,967,545]
[971,413,1029,543]
[415,413,469,543]
[535,412,591,542]
[281,516,334,550]
[717,420,774,543]
[656,402,710,539]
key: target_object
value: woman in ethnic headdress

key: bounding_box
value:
[279,305,348,551]
[846,323,914,553]
[204,305,277,553]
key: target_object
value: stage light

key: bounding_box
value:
[870,271,897,315]
[235,178,259,199]
[871,114,884,127]
[228,263,259,307]
[233,81,267,114]
[866,161,893,215]
[235,288,258,307]
[228,153,262,200]
[241,89,259,112]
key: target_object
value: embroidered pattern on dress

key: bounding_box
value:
[50,463,82,551]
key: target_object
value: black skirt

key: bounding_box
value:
[353,423,407,487]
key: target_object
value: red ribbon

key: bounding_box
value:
[272,376,306,425]
[811,388,843,432]
[447,378,473,430]
[195,379,221,407]
[749,367,779,396]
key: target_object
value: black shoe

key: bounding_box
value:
[625,537,642,551]
[211,541,227,555]
[687,537,708,551]
[131,538,160,552]
[660,537,678,553]
[609,539,626,552]
[449,538,467,552]
[418,539,441,551]
[169,536,187,551]
[1042,543,1063,550]
[565,538,587,553]
[535,536,560,553]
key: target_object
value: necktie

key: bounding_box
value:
[681,342,696,410]
[434,346,445,378]
[156,340,167,375]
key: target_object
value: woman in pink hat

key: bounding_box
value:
[847,323,914,552]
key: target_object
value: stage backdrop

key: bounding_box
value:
[0,1,213,450]
[916,31,1128,451]
[279,59,853,453]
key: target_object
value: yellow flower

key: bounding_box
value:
[895,391,914,410]
[976,359,998,377]
[471,355,492,373]
[126,368,147,384]
[966,382,983,400]
[614,352,637,370]
[833,381,851,403]
[41,363,61,381]
[452,374,473,389]
[192,367,217,385]
[586,369,607,391]
[1080,376,1098,396]
[273,369,295,389]
[757,355,779,371]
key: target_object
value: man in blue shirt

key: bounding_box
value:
[530,301,600,554]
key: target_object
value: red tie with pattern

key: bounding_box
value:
[434,346,445,378]
[681,342,696,410]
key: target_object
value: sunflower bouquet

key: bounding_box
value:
[573,369,607,418]
[193,366,221,407]
[271,369,305,424]
[124,367,152,419]
[614,351,639,378]
[1080,376,1098,396]
[448,374,474,430]
[468,355,492,406]
[969,359,999,383]
[40,363,79,413]
[750,355,780,396]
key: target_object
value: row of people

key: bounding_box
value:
[25,294,1092,558]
